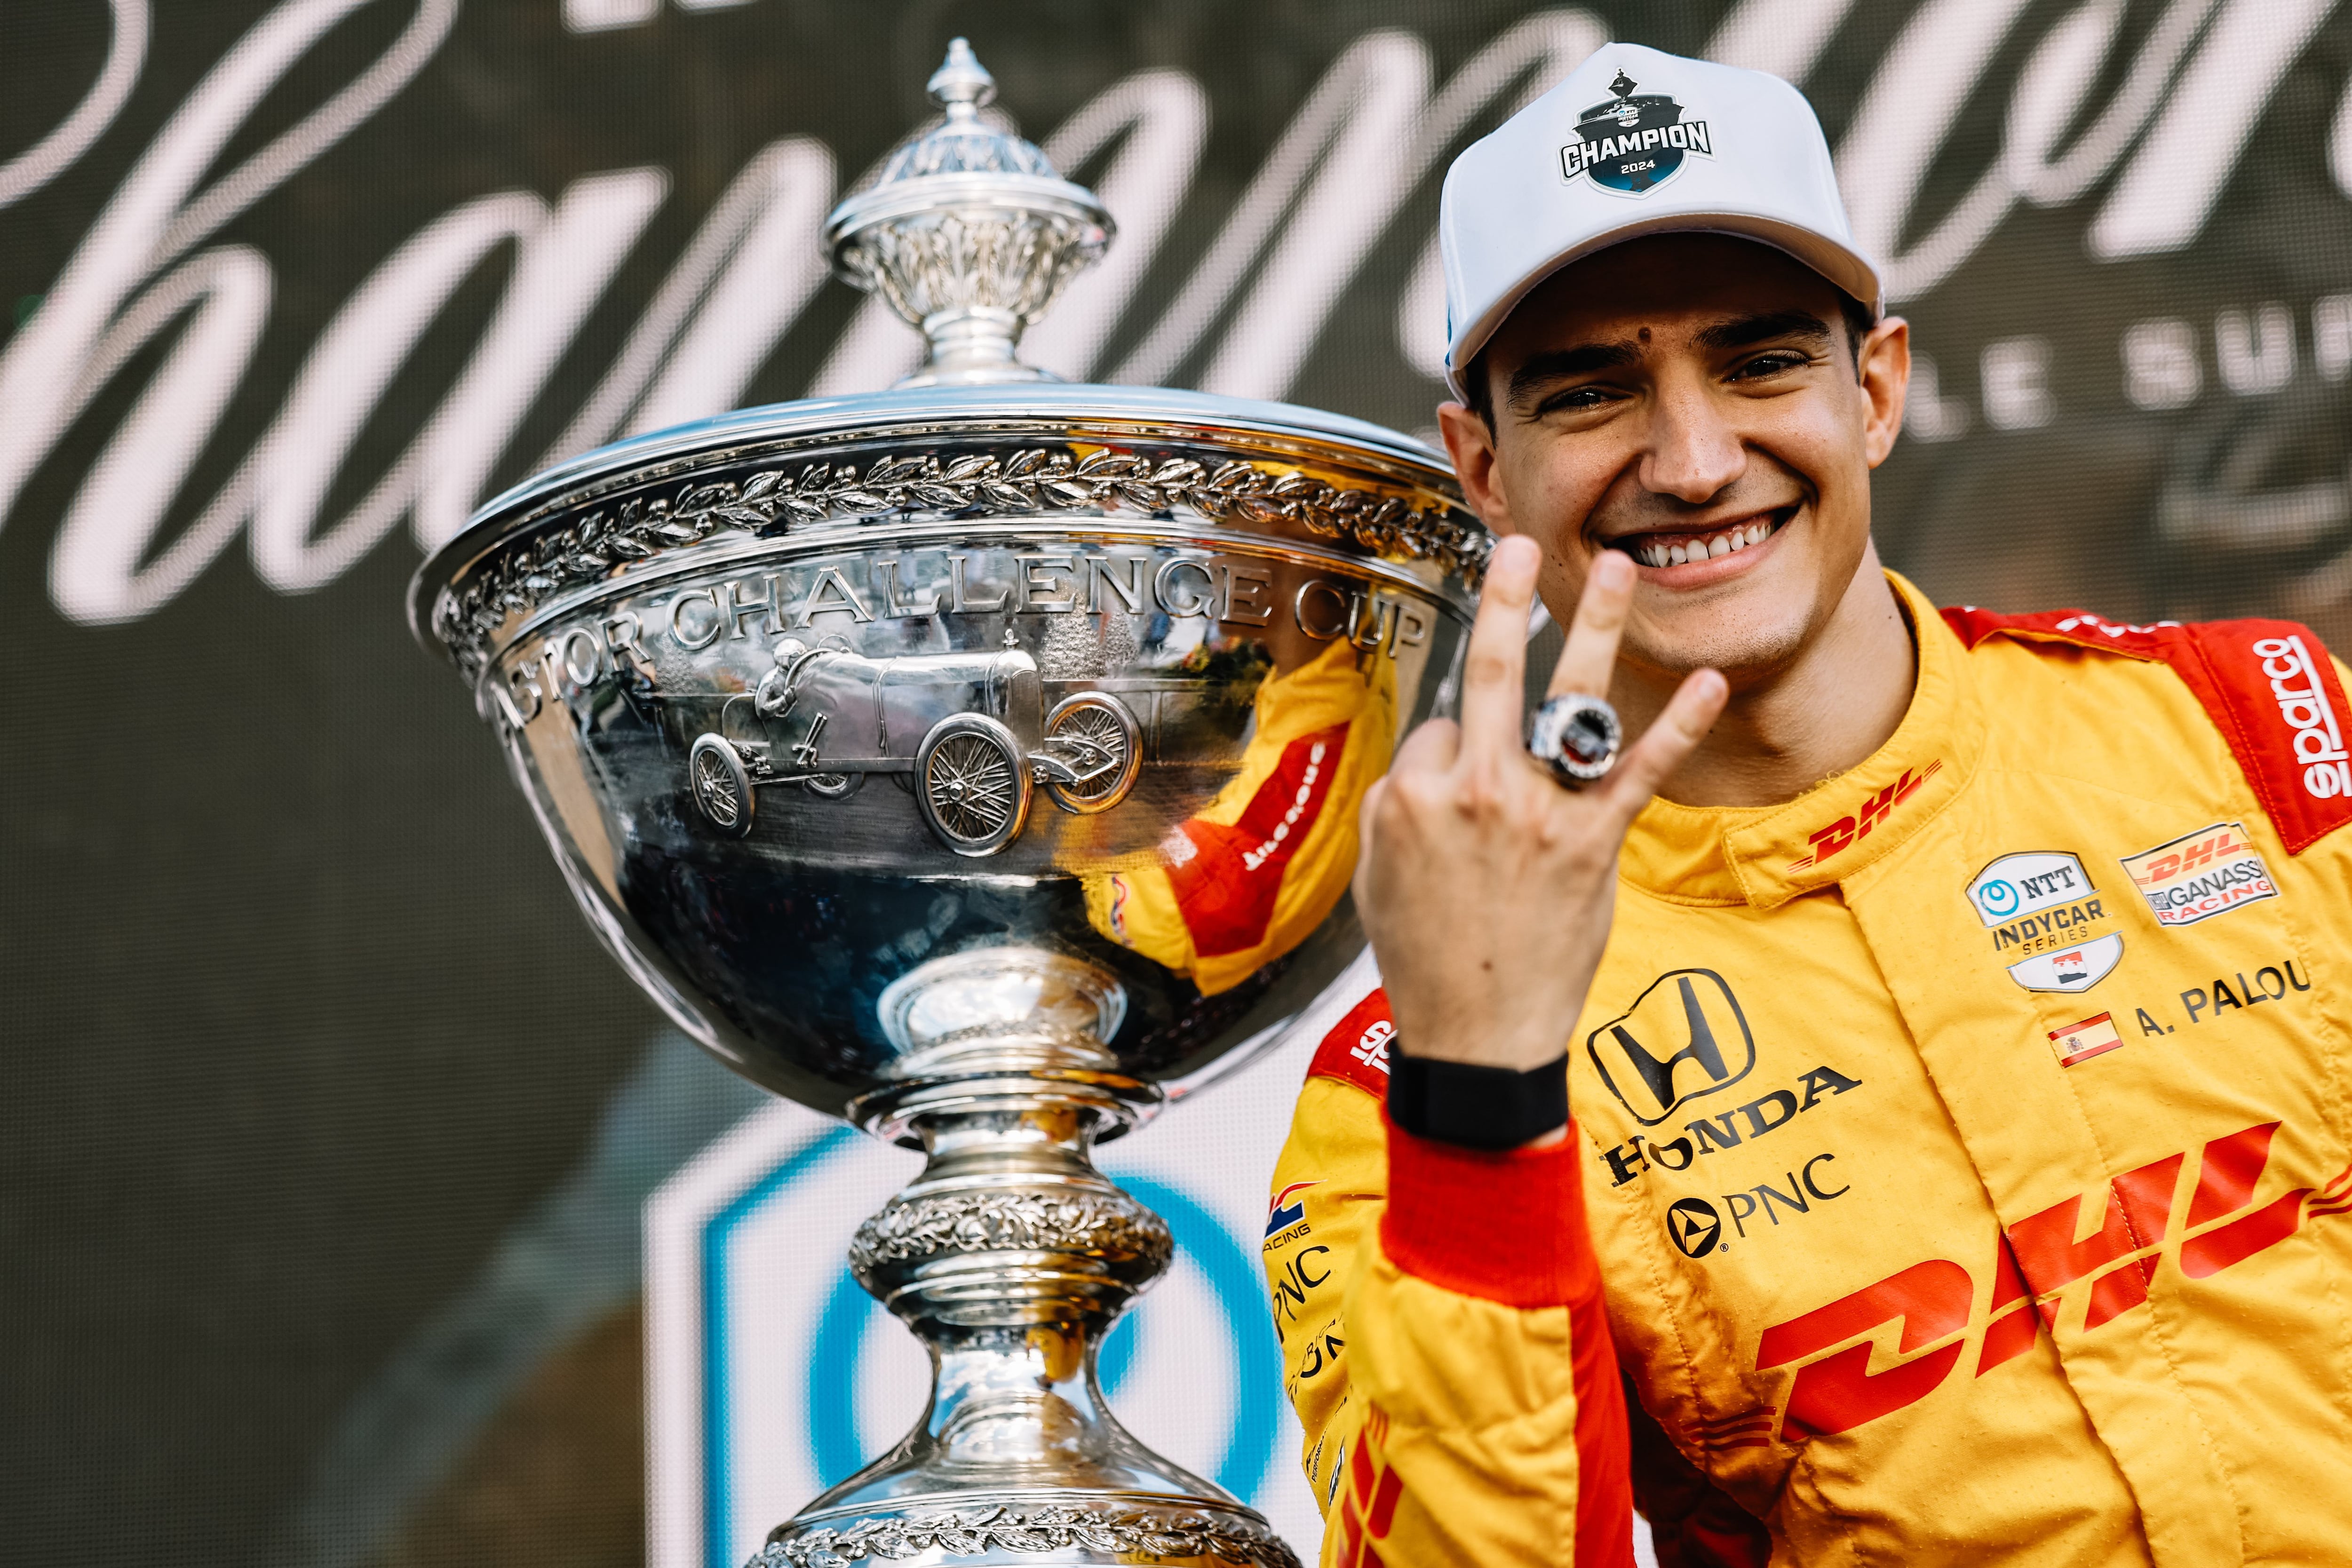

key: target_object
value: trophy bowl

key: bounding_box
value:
[410,40,1485,1568]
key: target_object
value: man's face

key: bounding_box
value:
[1438,235,1910,684]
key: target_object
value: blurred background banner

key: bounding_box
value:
[7,3,2352,1566]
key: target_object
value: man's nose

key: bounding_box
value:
[1639,379,1746,504]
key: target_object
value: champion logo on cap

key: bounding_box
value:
[1559,70,1713,196]
[1438,42,1883,398]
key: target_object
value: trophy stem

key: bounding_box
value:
[755,985,1299,1566]
[853,1094,1173,1468]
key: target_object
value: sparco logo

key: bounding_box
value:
[1588,968,1755,1125]
[1559,70,1710,195]
[2252,636,2351,801]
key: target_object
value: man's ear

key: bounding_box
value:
[1858,317,1910,469]
[1437,401,1515,534]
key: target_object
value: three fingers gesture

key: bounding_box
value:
[1354,537,1729,1081]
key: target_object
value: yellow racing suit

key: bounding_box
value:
[1268,572,2352,1565]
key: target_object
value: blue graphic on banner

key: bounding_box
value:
[699,1124,858,1568]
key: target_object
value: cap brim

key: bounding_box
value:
[1444,214,1884,401]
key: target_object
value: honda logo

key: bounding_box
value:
[1588,969,1757,1126]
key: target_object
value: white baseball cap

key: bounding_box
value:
[1439,42,1881,400]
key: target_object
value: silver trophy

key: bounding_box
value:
[411,40,1485,1568]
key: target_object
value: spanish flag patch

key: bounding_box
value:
[2048,1011,2125,1067]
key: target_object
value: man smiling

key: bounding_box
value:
[1267,41,2352,1568]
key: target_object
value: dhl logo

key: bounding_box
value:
[1788,761,1942,871]
[1332,1406,1403,1568]
[1743,1122,2351,1446]
[2126,823,2247,889]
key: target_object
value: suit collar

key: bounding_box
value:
[1618,572,1983,909]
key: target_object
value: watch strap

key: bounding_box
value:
[1387,1046,1570,1150]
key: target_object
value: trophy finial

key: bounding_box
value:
[823,40,1114,387]
[927,37,997,115]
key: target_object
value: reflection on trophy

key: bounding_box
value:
[411,39,1486,1568]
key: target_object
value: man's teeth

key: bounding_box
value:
[1633,520,1777,568]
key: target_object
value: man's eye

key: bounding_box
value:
[1537,385,1622,414]
[1730,351,1812,381]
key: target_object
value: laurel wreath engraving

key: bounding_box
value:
[849,1189,1173,1277]
[431,445,1487,675]
[753,1502,1303,1568]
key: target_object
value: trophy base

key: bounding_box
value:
[744,948,1303,1568]
[756,1489,1296,1568]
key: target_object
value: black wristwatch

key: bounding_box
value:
[1387,1043,1570,1150]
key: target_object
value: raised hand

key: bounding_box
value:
[1355,537,1728,1078]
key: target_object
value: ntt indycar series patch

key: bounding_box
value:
[1964,849,2124,992]
[2121,822,2279,928]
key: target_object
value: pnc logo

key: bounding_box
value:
[1668,1197,1724,1258]
[1268,1244,1333,1326]
[1664,1155,1855,1259]
[1588,969,1757,1126]
[1750,1121,2352,1446]
[1789,762,1941,871]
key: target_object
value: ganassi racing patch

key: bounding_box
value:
[2121,822,2279,928]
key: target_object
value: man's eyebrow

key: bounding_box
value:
[1505,341,1642,408]
[1692,310,1833,353]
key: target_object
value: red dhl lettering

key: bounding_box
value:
[1974,1242,2040,1377]
[1757,1260,1972,1441]
[2003,1150,2181,1322]
[1791,762,1942,870]
[2136,826,2245,886]
[1751,1121,2345,1443]
[1690,1405,1776,1453]
[1334,1406,1403,1568]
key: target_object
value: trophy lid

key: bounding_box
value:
[861,38,1057,183]
[824,39,1113,387]
[412,38,1480,668]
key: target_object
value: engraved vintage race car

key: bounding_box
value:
[687,638,1142,855]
